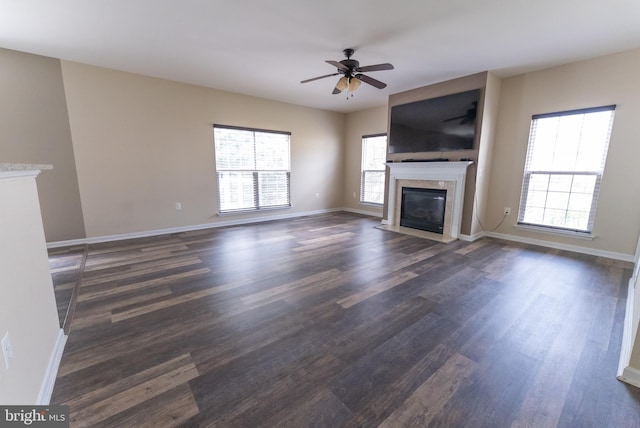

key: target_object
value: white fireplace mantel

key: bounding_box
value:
[382,161,473,241]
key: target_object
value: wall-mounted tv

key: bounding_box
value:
[389,89,480,154]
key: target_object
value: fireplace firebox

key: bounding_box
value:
[400,187,447,234]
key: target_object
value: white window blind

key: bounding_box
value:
[518,105,615,233]
[214,125,291,213]
[361,134,387,205]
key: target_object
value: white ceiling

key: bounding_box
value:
[1,1,640,113]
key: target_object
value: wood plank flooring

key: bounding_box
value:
[50,212,640,427]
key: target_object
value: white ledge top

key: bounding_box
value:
[0,163,53,171]
[386,161,473,169]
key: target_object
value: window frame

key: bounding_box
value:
[517,105,615,235]
[213,124,291,214]
[360,133,387,206]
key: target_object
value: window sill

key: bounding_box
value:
[514,223,595,240]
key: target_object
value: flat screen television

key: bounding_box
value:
[389,89,480,154]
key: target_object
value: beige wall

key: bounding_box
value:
[0,173,61,403]
[343,105,387,215]
[470,72,502,237]
[0,48,86,241]
[61,62,345,238]
[486,48,640,256]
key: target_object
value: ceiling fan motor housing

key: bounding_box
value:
[339,59,359,74]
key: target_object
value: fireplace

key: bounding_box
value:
[400,187,446,234]
[380,161,472,242]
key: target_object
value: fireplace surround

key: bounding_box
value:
[380,161,473,242]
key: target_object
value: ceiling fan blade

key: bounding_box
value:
[443,114,467,122]
[356,74,387,89]
[357,63,394,72]
[300,72,340,84]
[326,60,349,71]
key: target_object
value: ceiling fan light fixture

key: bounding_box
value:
[335,76,349,92]
[348,77,361,92]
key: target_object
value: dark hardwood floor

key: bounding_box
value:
[50,212,640,427]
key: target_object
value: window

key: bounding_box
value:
[361,134,387,205]
[214,125,290,213]
[518,105,615,234]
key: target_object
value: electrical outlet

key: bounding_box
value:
[315,193,319,199]
[1,332,13,370]
[352,192,357,198]
[504,207,511,216]
[175,202,182,211]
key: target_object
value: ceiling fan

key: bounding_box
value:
[443,102,478,124]
[301,48,394,95]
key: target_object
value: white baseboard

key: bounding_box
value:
[47,237,90,249]
[486,231,634,262]
[47,208,355,248]
[459,231,486,242]
[342,207,383,218]
[619,367,640,389]
[37,329,67,405]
